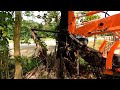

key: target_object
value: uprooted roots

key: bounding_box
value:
[24,51,100,79]
[29,32,103,79]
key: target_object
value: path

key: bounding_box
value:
[9,39,56,57]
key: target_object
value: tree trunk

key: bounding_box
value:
[56,11,68,79]
[14,11,22,79]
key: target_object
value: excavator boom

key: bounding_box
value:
[74,13,120,37]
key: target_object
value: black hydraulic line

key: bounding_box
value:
[31,29,60,33]
[102,11,110,17]
[31,29,68,35]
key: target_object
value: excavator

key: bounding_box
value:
[68,11,120,78]
[31,11,120,79]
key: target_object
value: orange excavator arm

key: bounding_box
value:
[68,11,76,34]
[74,13,120,37]
[68,11,104,35]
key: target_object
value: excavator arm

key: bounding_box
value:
[68,11,104,35]
[75,12,120,37]
[68,11,120,37]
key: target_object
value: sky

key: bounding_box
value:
[22,11,120,23]
[22,11,46,24]
[97,11,120,18]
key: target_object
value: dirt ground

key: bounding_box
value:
[9,39,56,58]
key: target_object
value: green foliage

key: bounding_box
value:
[24,11,34,17]
[21,20,40,42]
[0,11,14,79]
[21,11,60,42]
[83,15,100,22]
[7,56,42,78]
[79,56,88,66]
[6,24,14,40]
[37,11,60,38]
[105,33,113,36]
[39,39,47,50]
[13,56,42,74]
[22,57,41,74]
[0,38,9,51]
[0,26,4,31]
[0,11,60,41]
[0,37,9,79]
[80,11,100,22]
[0,11,14,40]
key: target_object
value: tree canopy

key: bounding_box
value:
[0,11,61,43]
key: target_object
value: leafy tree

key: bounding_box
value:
[0,11,14,40]
[36,11,60,38]
[21,19,40,42]
[0,11,14,79]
